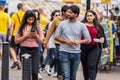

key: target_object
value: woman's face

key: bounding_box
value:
[86,12,95,23]
[35,12,39,19]
[53,12,60,19]
[27,17,35,25]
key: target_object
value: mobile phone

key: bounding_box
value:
[93,38,100,42]
[31,30,35,32]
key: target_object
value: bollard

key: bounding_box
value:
[22,53,32,80]
[1,42,9,80]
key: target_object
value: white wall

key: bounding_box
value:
[7,0,44,15]
[8,0,22,15]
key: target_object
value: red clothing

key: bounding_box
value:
[82,25,98,45]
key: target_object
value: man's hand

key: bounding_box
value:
[65,40,74,46]
[74,40,81,45]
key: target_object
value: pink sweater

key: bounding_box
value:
[15,27,43,47]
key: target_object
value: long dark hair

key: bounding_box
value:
[83,10,102,38]
[18,10,37,36]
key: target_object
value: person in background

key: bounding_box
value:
[0,3,10,56]
[15,10,43,80]
[9,3,25,69]
[33,9,43,79]
[38,8,49,38]
[81,10,105,80]
[44,5,69,80]
[6,12,15,42]
[33,9,44,66]
[38,9,49,71]
[115,24,120,59]
[42,10,60,77]
[54,5,91,80]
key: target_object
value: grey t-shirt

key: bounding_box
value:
[54,19,91,53]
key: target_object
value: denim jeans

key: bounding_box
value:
[49,48,58,73]
[59,51,80,80]
[38,45,44,67]
[43,48,57,66]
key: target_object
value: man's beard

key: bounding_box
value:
[64,15,69,20]
[69,17,74,20]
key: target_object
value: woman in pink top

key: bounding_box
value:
[15,10,43,80]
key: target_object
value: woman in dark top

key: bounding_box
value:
[81,10,107,80]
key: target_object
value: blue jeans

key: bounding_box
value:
[59,51,80,80]
[43,48,56,66]
[49,48,58,73]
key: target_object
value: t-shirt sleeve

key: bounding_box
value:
[54,22,63,38]
[81,24,91,43]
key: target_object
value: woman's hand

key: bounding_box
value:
[99,37,104,44]
[30,32,39,38]
[24,31,31,38]
[65,40,74,46]
[43,43,49,49]
[103,48,108,54]
[8,35,12,41]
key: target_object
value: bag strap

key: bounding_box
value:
[16,13,20,24]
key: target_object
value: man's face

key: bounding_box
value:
[0,4,5,11]
[66,9,77,20]
[62,10,69,19]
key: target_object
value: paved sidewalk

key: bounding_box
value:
[0,59,120,80]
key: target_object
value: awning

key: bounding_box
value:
[80,0,111,4]
[46,0,111,3]
[101,0,111,3]
[63,0,81,3]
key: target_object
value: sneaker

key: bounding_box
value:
[57,75,62,80]
[40,67,46,73]
[17,66,21,70]
[47,66,52,76]
[11,61,19,69]
[38,73,43,79]
[53,72,57,77]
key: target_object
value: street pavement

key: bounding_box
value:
[0,59,120,80]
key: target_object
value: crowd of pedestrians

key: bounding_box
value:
[0,2,120,80]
